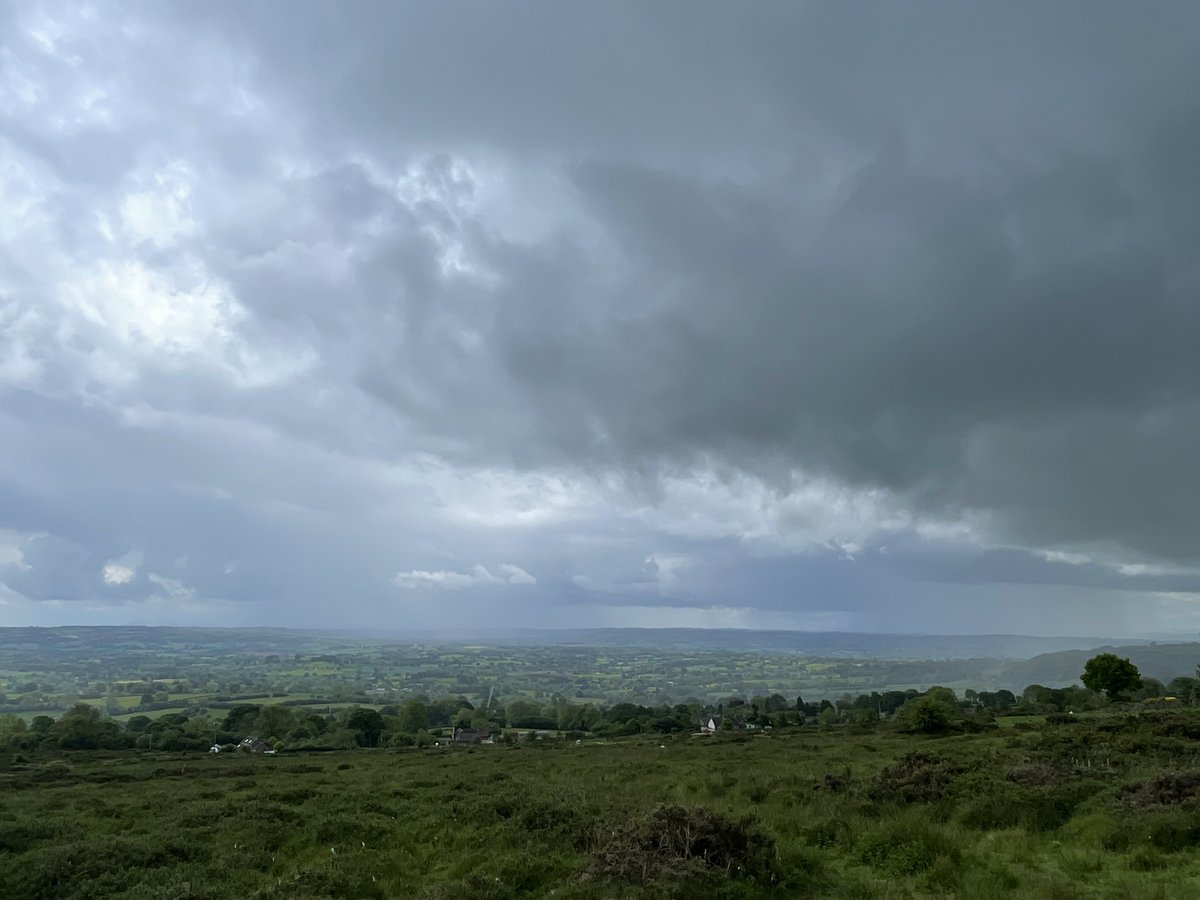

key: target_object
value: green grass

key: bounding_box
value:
[6,713,1200,897]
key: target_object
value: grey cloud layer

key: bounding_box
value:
[2,1,1199,631]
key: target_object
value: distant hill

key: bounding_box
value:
[488,628,1127,660]
[997,642,1200,689]
[0,625,1133,662]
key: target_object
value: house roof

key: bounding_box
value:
[452,727,491,742]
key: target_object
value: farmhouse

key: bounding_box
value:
[239,736,271,753]
[700,714,753,733]
[452,727,493,744]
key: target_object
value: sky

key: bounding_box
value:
[2,2,1200,635]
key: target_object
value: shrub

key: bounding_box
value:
[873,752,962,804]
[895,695,963,735]
[1150,715,1200,741]
[588,804,777,885]
[1117,770,1200,808]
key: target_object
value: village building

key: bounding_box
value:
[451,727,493,744]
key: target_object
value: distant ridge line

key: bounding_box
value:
[0,624,1168,662]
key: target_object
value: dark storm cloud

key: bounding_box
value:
[487,146,1200,559]
[3,1,1200,631]
[239,1,1197,564]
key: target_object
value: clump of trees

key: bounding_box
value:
[895,690,965,735]
[1081,653,1143,700]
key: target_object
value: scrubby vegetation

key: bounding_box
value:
[6,632,1200,896]
[6,706,1200,897]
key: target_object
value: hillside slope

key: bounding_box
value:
[998,641,1199,689]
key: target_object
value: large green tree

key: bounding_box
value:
[896,693,961,734]
[346,707,387,746]
[395,700,429,735]
[1081,653,1142,700]
[222,704,261,735]
[54,703,124,750]
[254,705,297,741]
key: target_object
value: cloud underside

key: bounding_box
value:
[2,2,1200,631]
[393,564,537,590]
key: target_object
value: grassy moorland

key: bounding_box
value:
[5,710,1200,899]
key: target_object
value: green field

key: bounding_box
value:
[5,710,1200,898]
